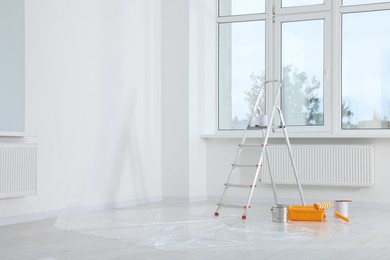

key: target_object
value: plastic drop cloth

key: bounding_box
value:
[53,201,380,252]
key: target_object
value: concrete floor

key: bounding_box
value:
[1,201,390,259]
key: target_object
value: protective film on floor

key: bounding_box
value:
[55,201,390,258]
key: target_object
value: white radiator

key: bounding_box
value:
[0,144,37,199]
[261,145,374,187]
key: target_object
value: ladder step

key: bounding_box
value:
[238,144,264,148]
[247,126,267,130]
[247,125,284,130]
[232,163,261,168]
[217,203,251,209]
[225,183,256,188]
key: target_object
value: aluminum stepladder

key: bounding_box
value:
[214,80,306,220]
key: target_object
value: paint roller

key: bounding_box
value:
[313,201,350,223]
[313,201,333,210]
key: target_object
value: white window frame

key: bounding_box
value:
[273,9,332,136]
[275,0,330,13]
[213,0,390,138]
[333,0,390,138]
[216,9,267,133]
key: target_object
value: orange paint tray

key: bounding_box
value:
[288,206,326,221]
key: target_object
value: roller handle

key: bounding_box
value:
[335,211,350,223]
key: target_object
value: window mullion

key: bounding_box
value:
[332,0,342,135]
[265,0,277,117]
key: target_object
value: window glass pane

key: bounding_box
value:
[219,21,266,130]
[219,0,265,16]
[282,0,324,8]
[343,0,390,6]
[281,20,324,126]
[0,0,25,133]
[342,11,390,129]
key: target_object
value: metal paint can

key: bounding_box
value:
[271,204,289,223]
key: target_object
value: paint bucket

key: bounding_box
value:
[254,115,268,127]
[334,200,349,217]
[271,204,289,223]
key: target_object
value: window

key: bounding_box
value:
[218,21,266,129]
[217,0,390,136]
[0,0,25,135]
[342,10,390,129]
[281,19,324,126]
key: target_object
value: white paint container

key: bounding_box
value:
[255,115,268,127]
[334,200,349,217]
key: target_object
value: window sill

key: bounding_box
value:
[200,129,390,139]
[0,132,25,137]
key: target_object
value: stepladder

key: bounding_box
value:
[214,80,306,220]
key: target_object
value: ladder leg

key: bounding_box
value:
[241,98,279,219]
[242,151,265,219]
[260,128,278,205]
[215,145,245,216]
[215,81,269,217]
[214,165,236,216]
[264,145,279,205]
[241,134,273,219]
[277,108,306,206]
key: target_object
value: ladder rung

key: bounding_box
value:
[225,183,256,188]
[217,203,251,209]
[232,163,261,168]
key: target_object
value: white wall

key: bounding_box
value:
[0,0,161,219]
[161,0,210,201]
[188,0,213,200]
[161,0,190,199]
